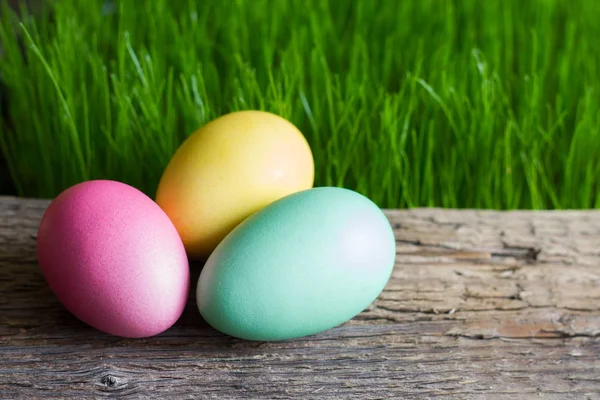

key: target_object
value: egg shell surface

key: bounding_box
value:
[196,187,396,341]
[36,180,190,338]
[156,110,314,258]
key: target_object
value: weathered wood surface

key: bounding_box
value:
[1,196,599,399]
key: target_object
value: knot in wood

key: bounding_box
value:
[100,374,118,388]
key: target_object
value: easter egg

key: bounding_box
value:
[196,187,396,341]
[36,180,190,338]
[156,110,314,258]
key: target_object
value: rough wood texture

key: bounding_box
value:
[1,197,599,399]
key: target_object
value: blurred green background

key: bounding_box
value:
[1,0,599,209]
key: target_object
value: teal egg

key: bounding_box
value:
[196,187,396,341]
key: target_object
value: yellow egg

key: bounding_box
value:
[156,110,314,258]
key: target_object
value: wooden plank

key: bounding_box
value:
[0,196,599,399]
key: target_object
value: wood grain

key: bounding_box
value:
[1,196,599,399]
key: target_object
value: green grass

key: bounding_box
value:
[1,0,599,209]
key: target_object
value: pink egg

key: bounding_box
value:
[37,180,189,338]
